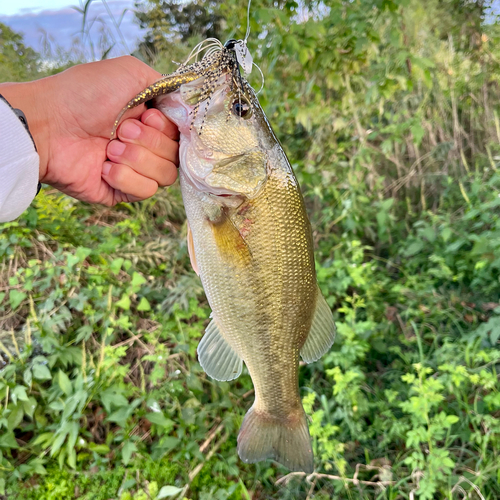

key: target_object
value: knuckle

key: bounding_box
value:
[144,180,159,198]
[109,163,126,185]
[148,130,166,153]
[124,144,142,164]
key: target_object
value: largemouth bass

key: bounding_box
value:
[113,41,335,473]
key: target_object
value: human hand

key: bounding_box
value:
[0,56,179,205]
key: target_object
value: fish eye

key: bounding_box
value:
[231,99,252,119]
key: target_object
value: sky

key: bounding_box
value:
[0,0,146,59]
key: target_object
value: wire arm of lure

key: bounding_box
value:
[253,62,265,95]
[181,38,224,67]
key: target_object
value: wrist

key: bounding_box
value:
[0,78,52,181]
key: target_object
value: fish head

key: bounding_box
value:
[155,48,269,198]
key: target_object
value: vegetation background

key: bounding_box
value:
[1,0,499,498]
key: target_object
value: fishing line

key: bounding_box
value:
[244,0,252,43]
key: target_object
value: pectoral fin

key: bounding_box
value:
[300,289,336,363]
[198,318,243,381]
[210,208,252,267]
[187,222,199,276]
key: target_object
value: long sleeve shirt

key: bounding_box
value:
[0,96,39,223]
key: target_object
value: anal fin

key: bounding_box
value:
[198,318,243,381]
[300,288,336,363]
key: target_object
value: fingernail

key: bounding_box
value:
[108,140,126,157]
[120,121,141,139]
[102,161,112,176]
[144,113,165,131]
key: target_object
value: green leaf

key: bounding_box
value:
[58,370,72,396]
[0,431,19,449]
[299,48,309,65]
[146,412,174,429]
[137,297,151,311]
[66,247,91,268]
[67,447,77,469]
[66,421,80,453]
[420,226,436,243]
[50,429,69,457]
[9,289,26,310]
[116,294,131,310]
[441,227,453,242]
[88,443,110,454]
[100,388,128,413]
[7,404,24,430]
[157,437,180,454]
[410,122,425,146]
[131,272,147,288]
[403,241,424,257]
[107,406,131,427]
[33,364,52,381]
[75,325,93,343]
[110,257,124,275]
[23,368,32,387]
[157,486,183,499]
[22,397,37,418]
[11,385,29,404]
[122,441,137,465]
[75,247,92,261]
[32,432,54,447]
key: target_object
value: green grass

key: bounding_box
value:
[1,0,500,498]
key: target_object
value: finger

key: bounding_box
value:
[142,108,180,141]
[107,139,178,187]
[102,161,158,200]
[116,119,179,164]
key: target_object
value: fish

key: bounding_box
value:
[113,39,336,473]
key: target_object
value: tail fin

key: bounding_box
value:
[237,405,314,473]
